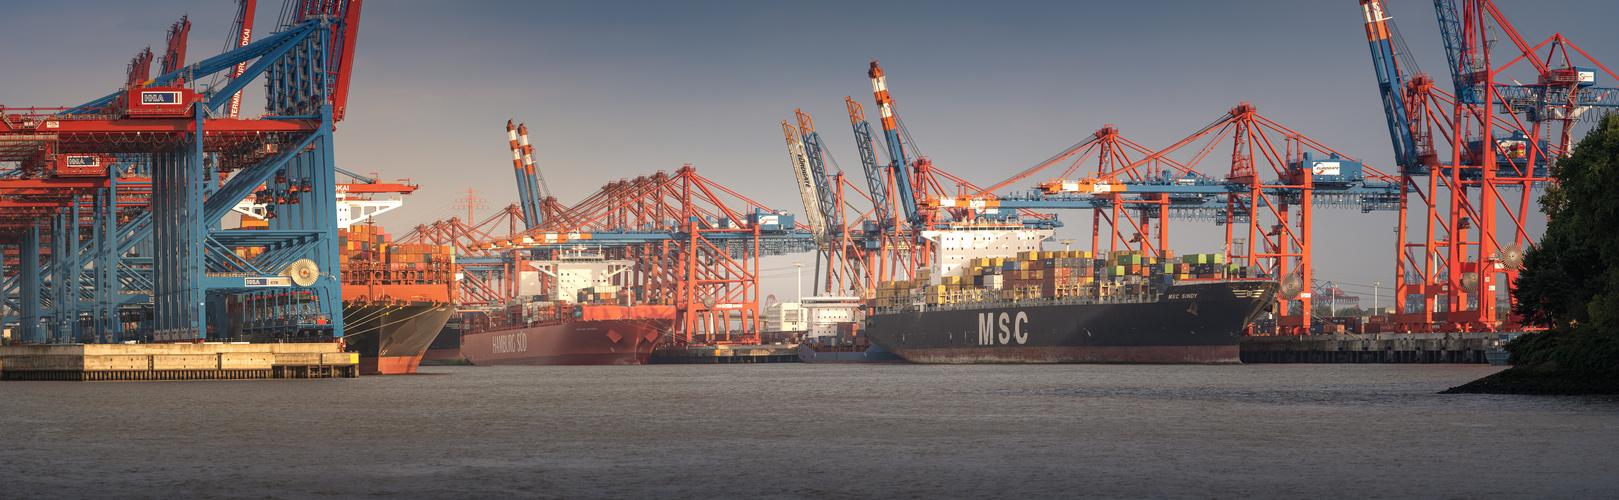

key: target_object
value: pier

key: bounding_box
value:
[651,344,801,364]
[1239,332,1504,364]
[0,343,359,381]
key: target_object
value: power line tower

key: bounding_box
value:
[455,187,488,223]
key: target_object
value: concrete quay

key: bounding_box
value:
[0,343,359,381]
[1239,332,1507,364]
[650,344,801,364]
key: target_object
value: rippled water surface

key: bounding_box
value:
[2,363,1616,499]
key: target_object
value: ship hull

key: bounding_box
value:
[866,280,1275,364]
[461,318,671,366]
[343,303,454,374]
[420,320,465,364]
[797,343,908,363]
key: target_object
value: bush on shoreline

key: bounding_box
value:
[1449,115,1619,394]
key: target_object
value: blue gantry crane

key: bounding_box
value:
[2,0,365,343]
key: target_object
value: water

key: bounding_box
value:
[2,364,1616,499]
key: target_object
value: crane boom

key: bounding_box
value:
[291,0,363,121]
[846,98,892,228]
[519,125,551,201]
[518,122,549,226]
[126,47,153,88]
[1359,0,1419,170]
[225,0,257,118]
[868,61,919,225]
[1433,0,1474,103]
[796,110,841,245]
[782,121,827,242]
[507,120,540,226]
[159,16,190,75]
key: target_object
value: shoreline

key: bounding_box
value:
[1442,366,1619,395]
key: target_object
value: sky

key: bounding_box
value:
[4,0,1616,304]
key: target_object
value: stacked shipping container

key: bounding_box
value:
[336,224,455,293]
[873,250,1265,308]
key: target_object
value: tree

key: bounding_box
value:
[1311,304,1332,318]
[1508,114,1619,369]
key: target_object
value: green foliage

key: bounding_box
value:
[1310,304,1332,317]
[1507,114,1619,370]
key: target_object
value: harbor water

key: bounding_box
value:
[2,364,1616,498]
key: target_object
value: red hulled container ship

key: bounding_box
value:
[458,252,675,365]
[461,303,674,365]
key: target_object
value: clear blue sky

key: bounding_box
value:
[4,1,1614,302]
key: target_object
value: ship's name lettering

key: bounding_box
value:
[977,311,1029,345]
[492,333,528,354]
[1168,293,1198,300]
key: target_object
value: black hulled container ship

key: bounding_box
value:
[337,224,456,374]
[230,221,453,374]
[864,226,1276,364]
[230,179,452,374]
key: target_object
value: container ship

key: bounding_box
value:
[459,251,675,365]
[229,222,453,374]
[336,224,456,374]
[864,227,1277,364]
[227,179,451,374]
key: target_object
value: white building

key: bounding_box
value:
[765,296,863,340]
[920,226,1050,285]
[765,302,807,332]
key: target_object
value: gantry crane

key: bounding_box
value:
[446,166,815,344]
[1355,0,1617,332]
[3,0,366,343]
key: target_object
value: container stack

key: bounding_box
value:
[873,278,925,308]
[1180,253,1227,279]
[870,249,1266,309]
[336,225,455,286]
[575,285,623,304]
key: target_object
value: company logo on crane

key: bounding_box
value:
[141,91,181,104]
